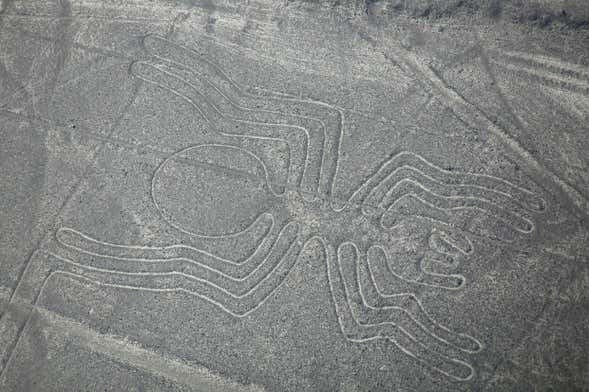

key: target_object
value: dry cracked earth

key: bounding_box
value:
[1,0,589,391]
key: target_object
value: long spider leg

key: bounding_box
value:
[138,60,315,194]
[380,196,528,244]
[53,220,294,284]
[130,60,297,194]
[366,167,537,222]
[141,33,343,200]
[56,213,275,269]
[130,61,216,127]
[51,222,298,294]
[317,238,362,337]
[388,151,546,212]
[139,34,327,197]
[348,151,545,214]
[363,247,482,353]
[329,241,475,381]
[47,222,302,318]
[142,34,319,133]
[379,179,535,233]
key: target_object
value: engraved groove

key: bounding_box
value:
[23,34,553,383]
[56,221,292,283]
[380,180,535,233]
[130,33,345,199]
[151,144,283,238]
[49,221,301,318]
[140,33,345,199]
[347,151,545,236]
[491,49,589,95]
[317,238,479,382]
[350,151,545,212]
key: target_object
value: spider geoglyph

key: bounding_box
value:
[48,33,546,381]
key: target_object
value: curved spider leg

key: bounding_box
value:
[348,151,545,217]
[140,33,344,201]
[157,212,276,262]
[141,33,323,135]
[54,215,293,283]
[322,239,476,381]
[55,213,279,273]
[311,237,365,337]
[428,228,474,257]
[417,249,467,285]
[265,98,342,202]
[365,168,538,227]
[349,152,546,220]
[369,243,465,290]
[130,60,299,195]
[47,221,302,318]
[419,228,474,274]
[361,245,482,353]
[52,221,298,297]
[138,34,325,198]
[378,179,535,234]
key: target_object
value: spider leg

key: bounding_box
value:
[362,246,481,353]
[428,228,473,256]
[130,60,299,194]
[48,221,302,318]
[136,35,313,197]
[139,33,344,200]
[367,244,465,291]
[55,213,281,279]
[323,240,477,381]
[54,220,296,285]
[349,151,543,242]
[419,229,473,278]
[379,179,535,233]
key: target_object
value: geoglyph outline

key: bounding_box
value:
[41,32,550,382]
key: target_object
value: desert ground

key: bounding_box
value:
[1,0,588,390]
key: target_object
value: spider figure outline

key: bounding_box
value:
[47,33,547,382]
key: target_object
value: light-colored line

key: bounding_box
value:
[384,45,589,221]
[130,57,309,191]
[347,150,542,236]
[151,145,283,239]
[350,151,545,211]
[0,107,533,249]
[139,33,345,201]
[15,295,264,391]
[369,165,521,206]
[1,64,144,324]
[0,50,125,111]
[496,49,589,82]
[351,242,481,353]
[491,58,589,95]
[56,221,293,285]
[140,34,315,189]
[313,237,477,382]
[56,220,273,267]
[334,243,474,381]
[429,230,473,256]
[130,61,297,195]
[376,243,467,291]
[380,179,536,234]
[0,13,173,23]
[47,222,301,318]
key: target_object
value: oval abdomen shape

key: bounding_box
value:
[152,144,281,237]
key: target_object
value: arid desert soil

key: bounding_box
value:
[1,0,588,390]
